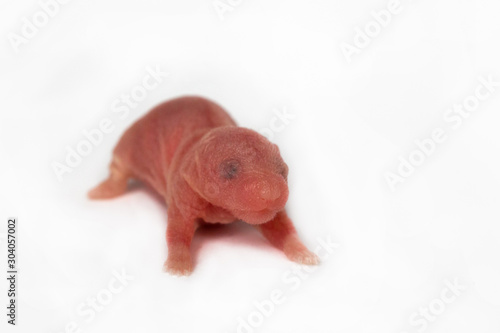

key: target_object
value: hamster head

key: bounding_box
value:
[183,127,289,224]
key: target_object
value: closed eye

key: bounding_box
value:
[220,159,240,180]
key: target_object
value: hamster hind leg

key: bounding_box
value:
[88,156,131,200]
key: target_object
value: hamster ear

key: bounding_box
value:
[181,150,202,190]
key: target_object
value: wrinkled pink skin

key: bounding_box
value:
[89,96,318,275]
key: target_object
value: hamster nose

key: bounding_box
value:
[255,180,280,202]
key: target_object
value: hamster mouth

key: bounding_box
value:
[232,208,279,225]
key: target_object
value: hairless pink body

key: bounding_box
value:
[89,96,318,275]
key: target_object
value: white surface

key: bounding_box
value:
[1,0,500,332]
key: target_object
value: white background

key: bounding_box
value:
[1,0,500,332]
